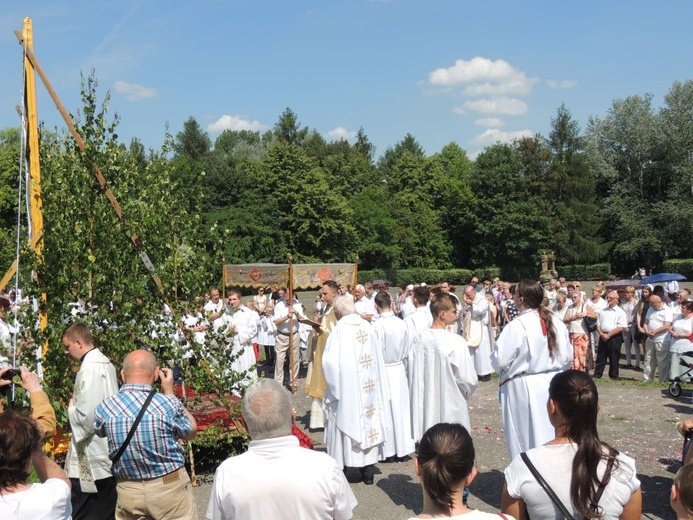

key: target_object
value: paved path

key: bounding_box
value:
[193,364,686,519]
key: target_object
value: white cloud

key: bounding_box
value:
[207,115,269,133]
[429,57,538,95]
[114,81,157,101]
[327,126,357,140]
[455,97,528,116]
[475,117,506,127]
[547,79,578,89]
[470,128,534,147]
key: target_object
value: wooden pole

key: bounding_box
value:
[288,262,296,393]
[22,18,48,350]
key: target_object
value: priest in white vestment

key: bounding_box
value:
[463,286,495,381]
[323,296,391,485]
[407,293,478,443]
[215,291,258,393]
[371,292,415,459]
[403,286,432,345]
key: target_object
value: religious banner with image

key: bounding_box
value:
[224,263,289,288]
[292,263,357,290]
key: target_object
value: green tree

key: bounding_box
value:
[15,74,228,418]
[585,94,666,271]
[469,143,552,278]
[273,108,308,146]
[659,80,693,259]
[0,128,21,271]
[257,142,356,262]
[173,117,211,161]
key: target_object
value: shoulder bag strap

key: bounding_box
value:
[111,388,157,466]
[593,456,615,508]
[521,452,576,520]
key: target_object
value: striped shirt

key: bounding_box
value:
[94,383,192,480]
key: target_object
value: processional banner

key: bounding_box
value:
[292,263,357,290]
[224,263,289,288]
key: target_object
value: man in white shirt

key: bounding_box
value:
[354,284,377,322]
[594,290,628,380]
[206,379,357,520]
[273,290,305,392]
[323,296,391,485]
[644,295,674,382]
[203,288,225,326]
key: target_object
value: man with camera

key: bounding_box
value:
[94,349,199,519]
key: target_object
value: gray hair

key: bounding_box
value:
[241,379,292,441]
[355,284,365,293]
[333,295,356,318]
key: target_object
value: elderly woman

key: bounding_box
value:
[553,292,568,321]
[564,290,595,372]
[669,300,693,381]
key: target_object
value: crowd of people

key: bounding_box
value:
[0,274,692,519]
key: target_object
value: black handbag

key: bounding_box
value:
[583,316,598,333]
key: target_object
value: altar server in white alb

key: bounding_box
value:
[407,293,478,443]
[371,291,415,460]
[491,279,572,460]
[215,290,258,392]
[403,286,432,344]
[322,296,392,485]
[462,285,495,382]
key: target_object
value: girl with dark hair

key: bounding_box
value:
[501,370,641,519]
[0,410,72,519]
[491,280,573,460]
[409,423,512,519]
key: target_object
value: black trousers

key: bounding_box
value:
[71,476,117,520]
[594,334,622,379]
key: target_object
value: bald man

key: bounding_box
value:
[643,295,674,382]
[94,350,199,519]
[463,285,495,381]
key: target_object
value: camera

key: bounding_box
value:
[1,368,20,381]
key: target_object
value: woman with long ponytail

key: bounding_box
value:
[491,280,573,460]
[501,370,642,519]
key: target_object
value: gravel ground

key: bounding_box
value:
[191,362,688,519]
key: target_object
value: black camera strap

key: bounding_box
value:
[111,388,157,467]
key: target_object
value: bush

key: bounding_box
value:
[558,263,611,281]
[358,268,501,286]
[663,259,693,281]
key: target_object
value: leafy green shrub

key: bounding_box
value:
[663,259,693,280]
[558,263,611,281]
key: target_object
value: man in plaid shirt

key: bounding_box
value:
[94,349,198,519]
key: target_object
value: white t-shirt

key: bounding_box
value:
[0,479,72,519]
[407,512,512,520]
[645,306,675,341]
[504,443,640,520]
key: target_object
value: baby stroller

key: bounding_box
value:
[669,350,693,397]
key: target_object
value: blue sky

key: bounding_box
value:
[1,1,691,159]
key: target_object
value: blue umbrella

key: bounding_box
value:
[641,273,687,285]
